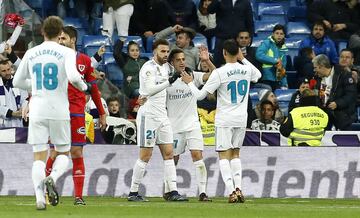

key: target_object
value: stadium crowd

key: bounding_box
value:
[0,0,360,209]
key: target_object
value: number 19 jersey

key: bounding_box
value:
[202,62,261,127]
[16,41,79,120]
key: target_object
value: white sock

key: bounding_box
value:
[50,154,69,183]
[164,159,177,192]
[194,159,207,194]
[230,158,242,189]
[32,160,46,204]
[164,177,170,193]
[219,159,234,196]
[130,159,147,193]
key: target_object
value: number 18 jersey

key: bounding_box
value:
[202,62,261,127]
[16,41,80,120]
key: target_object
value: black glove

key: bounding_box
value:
[184,67,193,76]
[168,71,181,84]
[85,82,92,94]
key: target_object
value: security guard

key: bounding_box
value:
[280,89,328,146]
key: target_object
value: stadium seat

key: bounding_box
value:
[63,17,87,29]
[286,22,311,38]
[106,63,124,88]
[286,48,299,71]
[286,71,298,89]
[274,89,297,102]
[113,35,145,53]
[193,35,208,48]
[287,6,307,22]
[77,28,87,47]
[83,35,112,56]
[255,20,285,38]
[25,0,53,18]
[278,101,289,117]
[103,52,116,65]
[146,36,154,53]
[285,37,303,49]
[257,3,286,23]
[337,41,348,53]
[93,17,103,35]
[251,36,264,48]
[357,107,360,122]
[210,36,216,52]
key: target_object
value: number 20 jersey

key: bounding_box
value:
[202,62,261,127]
[19,41,79,120]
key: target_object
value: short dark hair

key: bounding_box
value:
[312,20,326,30]
[168,48,184,62]
[260,100,274,111]
[299,47,313,58]
[152,39,169,51]
[223,39,239,56]
[42,16,64,39]
[106,96,120,106]
[0,59,10,66]
[272,24,285,33]
[62,26,78,44]
[340,48,354,58]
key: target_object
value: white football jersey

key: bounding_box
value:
[138,59,171,118]
[167,71,204,133]
[203,62,261,127]
[14,41,85,120]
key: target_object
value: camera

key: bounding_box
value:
[106,117,137,144]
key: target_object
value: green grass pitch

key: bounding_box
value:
[0,196,359,218]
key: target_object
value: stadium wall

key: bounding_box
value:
[0,144,359,198]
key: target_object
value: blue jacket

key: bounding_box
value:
[256,36,288,87]
[299,36,339,64]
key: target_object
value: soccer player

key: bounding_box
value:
[181,39,261,203]
[128,39,187,202]
[45,26,107,205]
[164,47,215,201]
[12,16,90,210]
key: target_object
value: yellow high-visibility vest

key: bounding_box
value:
[289,106,328,146]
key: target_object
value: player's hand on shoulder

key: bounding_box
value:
[181,71,193,84]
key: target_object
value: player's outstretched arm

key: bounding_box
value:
[181,71,208,100]
[239,51,262,83]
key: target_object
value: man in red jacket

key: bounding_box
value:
[46,26,107,205]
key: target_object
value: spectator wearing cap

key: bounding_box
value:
[255,89,284,123]
[313,54,357,130]
[288,78,311,113]
[155,25,199,70]
[280,89,328,146]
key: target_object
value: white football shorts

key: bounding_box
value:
[215,127,246,151]
[173,128,204,156]
[137,115,173,148]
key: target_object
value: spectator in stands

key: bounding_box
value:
[129,0,175,37]
[167,0,198,30]
[113,40,147,98]
[280,89,328,146]
[155,25,199,70]
[338,48,360,106]
[208,0,254,67]
[313,54,357,130]
[256,24,288,90]
[0,59,28,127]
[236,30,262,72]
[294,47,315,82]
[251,100,280,131]
[299,21,338,65]
[256,89,284,123]
[102,0,134,37]
[349,30,360,66]
[307,0,360,40]
[197,0,216,47]
[288,78,310,113]
[107,96,122,117]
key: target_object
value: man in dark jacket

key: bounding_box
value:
[312,54,357,130]
[208,0,254,67]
